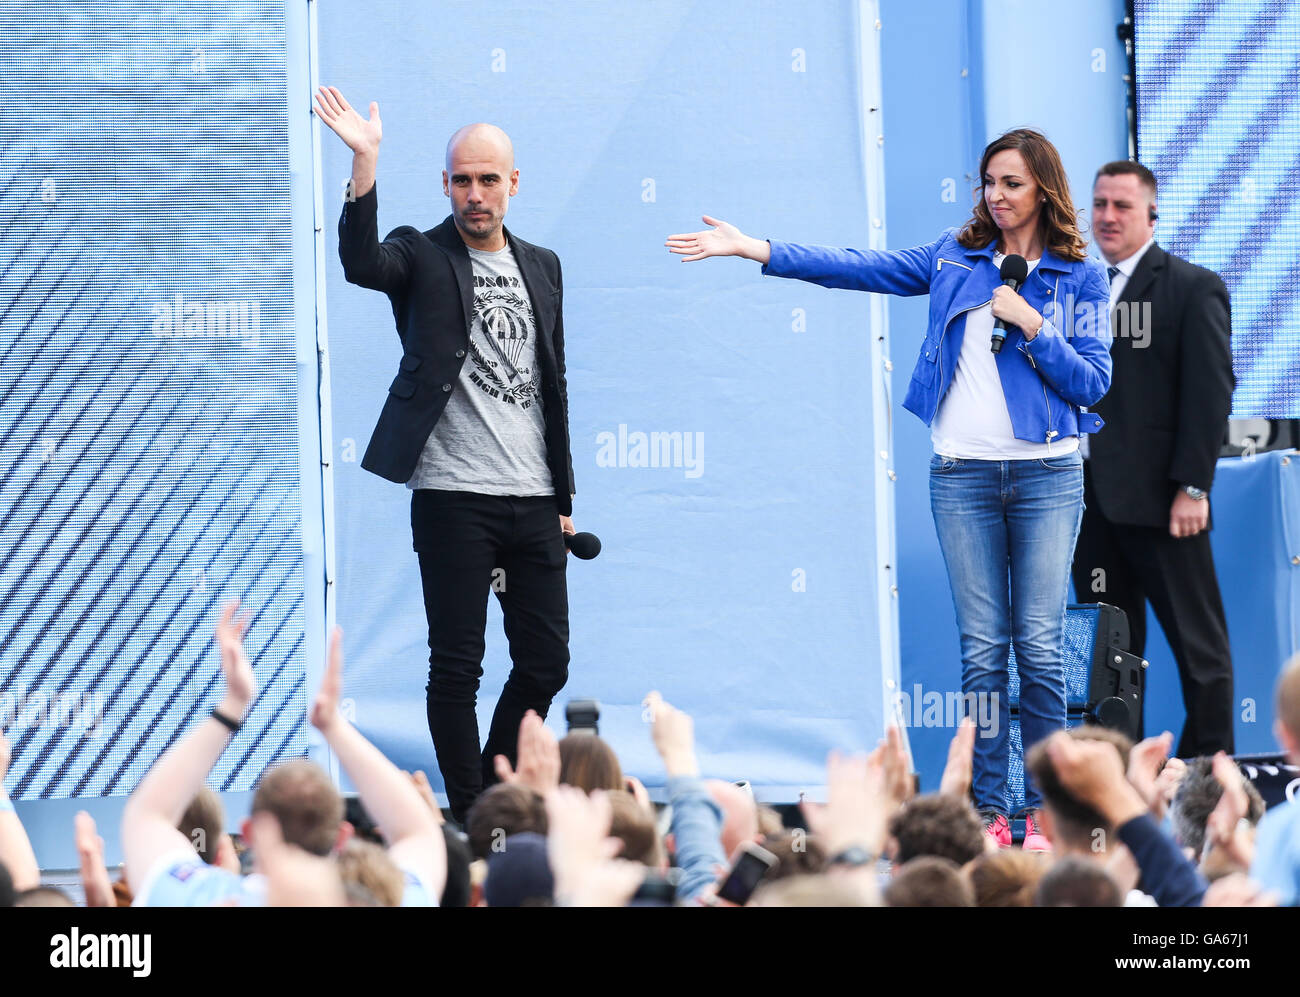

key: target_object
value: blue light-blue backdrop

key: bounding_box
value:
[318,0,898,800]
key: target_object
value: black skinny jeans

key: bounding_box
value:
[411,489,570,822]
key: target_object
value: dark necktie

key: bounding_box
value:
[1107,265,1121,284]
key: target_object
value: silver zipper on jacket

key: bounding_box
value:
[1024,273,1061,443]
[930,250,986,418]
[1041,382,1056,444]
[930,295,991,422]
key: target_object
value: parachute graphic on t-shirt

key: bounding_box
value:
[481,299,529,382]
[469,284,538,404]
[408,250,552,494]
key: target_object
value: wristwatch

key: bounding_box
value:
[827,845,878,869]
[1182,484,1208,501]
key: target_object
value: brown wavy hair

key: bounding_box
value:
[957,128,1088,262]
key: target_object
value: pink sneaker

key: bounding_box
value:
[1022,810,1052,852]
[981,810,1012,849]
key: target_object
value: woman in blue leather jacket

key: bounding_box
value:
[667,128,1112,850]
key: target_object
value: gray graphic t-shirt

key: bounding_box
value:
[407,243,553,495]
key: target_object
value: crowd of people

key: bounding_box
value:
[0,601,1296,907]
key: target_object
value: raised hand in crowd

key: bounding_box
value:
[1127,731,1175,821]
[940,717,977,802]
[1205,751,1253,868]
[810,751,889,858]
[872,724,915,813]
[1046,733,1147,829]
[123,600,256,894]
[494,710,561,796]
[800,750,886,904]
[644,691,699,778]
[545,785,645,907]
[405,770,445,825]
[75,811,116,908]
[642,691,726,903]
[1153,755,1187,817]
[311,626,446,900]
[0,728,40,892]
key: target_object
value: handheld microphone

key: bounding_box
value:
[990,253,1028,355]
[564,531,602,560]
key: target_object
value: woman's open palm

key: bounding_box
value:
[665,215,748,261]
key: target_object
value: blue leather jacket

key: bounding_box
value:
[763,228,1112,444]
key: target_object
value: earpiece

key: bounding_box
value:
[1149,205,1158,222]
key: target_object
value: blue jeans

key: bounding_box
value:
[928,451,1084,814]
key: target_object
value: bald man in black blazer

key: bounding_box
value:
[317,86,576,822]
[1073,162,1235,757]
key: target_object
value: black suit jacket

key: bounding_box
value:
[337,184,575,516]
[1088,243,1233,528]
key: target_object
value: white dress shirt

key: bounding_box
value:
[1106,237,1155,310]
[1080,238,1155,459]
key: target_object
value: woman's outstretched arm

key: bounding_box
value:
[667,216,941,297]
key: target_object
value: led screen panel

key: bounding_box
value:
[1136,0,1300,417]
[0,1,309,800]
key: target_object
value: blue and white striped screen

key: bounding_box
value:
[1136,0,1300,418]
[0,1,309,800]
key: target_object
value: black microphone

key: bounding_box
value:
[990,253,1028,354]
[564,531,601,560]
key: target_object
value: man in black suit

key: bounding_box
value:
[315,86,575,821]
[1072,160,1235,756]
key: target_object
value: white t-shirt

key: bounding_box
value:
[931,253,1079,460]
[132,848,437,907]
[407,243,553,495]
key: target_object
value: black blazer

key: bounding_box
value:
[337,184,575,516]
[1088,243,1233,528]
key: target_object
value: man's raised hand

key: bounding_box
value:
[406,770,444,823]
[215,600,255,713]
[815,750,889,858]
[75,812,116,908]
[494,710,561,796]
[545,786,644,907]
[313,85,381,156]
[939,717,976,801]
[1045,732,1146,827]
[665,216,768,264]
[1127,731,1174,820]
[1206,751,1252,866]
[1153,755,1187,816]
[310,626,346,735]
[643,691,699,778]
[870,724,914,812]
